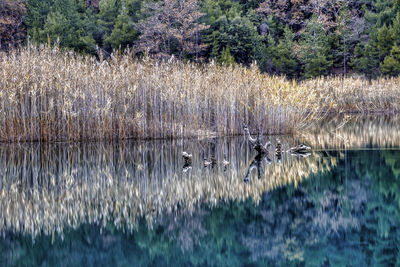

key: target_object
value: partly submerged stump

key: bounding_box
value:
[289,144,311,154]
[275,138,282,162]
[243,125,271,154]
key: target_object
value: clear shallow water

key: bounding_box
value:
[1,116,400,266]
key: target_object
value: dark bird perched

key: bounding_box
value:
[243,124,271,154]
[204,157,217,167]
[182,151,192,165]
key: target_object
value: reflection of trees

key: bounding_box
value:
[1,149,400,265]
[240,149,400,265]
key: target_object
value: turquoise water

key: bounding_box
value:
[1,116,400,266]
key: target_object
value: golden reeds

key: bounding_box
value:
[301,76,400,113]
[0,45,320,142]
[1,45,399,142]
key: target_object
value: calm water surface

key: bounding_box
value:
[1,116,400,266]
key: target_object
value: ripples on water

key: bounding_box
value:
[1,115,400,266]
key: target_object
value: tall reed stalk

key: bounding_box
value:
[0,45,321,142]
[1,45,399,142]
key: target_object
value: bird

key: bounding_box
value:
[204,157,216,167]
[222,159,229,166]
[182,151,192,165]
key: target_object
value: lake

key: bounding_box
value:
[1,115,400,266]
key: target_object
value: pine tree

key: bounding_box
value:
[219,45,235,65]
[299,15,333,78]
[390,12,400,45]
[25,0,53,43]
[272,26,299,78]
[364,0,400,28]
[97,0,122,51]
[381,45,400,76]
[105,11,137,50]
[336,4,351,76]
[376,25,394,60]
[206,15,259,64]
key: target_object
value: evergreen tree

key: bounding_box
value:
[207,15,259,64]
[336,4,351,76]
[381,45,400,76]
[351,41,380,78]
[97,0,122,51]
[105,11,137,50]
[257,34,275,73]
[376,25,394,60]
[364,0,400,28]
[390,12,400,45]
[299,15,333,78]
[25,0,54,44]
[218,45,235,65]
[42,0,84,49]
[272,26,300,78]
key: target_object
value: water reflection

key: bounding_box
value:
[0,137,334,239]
[304,114,400,148]
[1,115,400,266]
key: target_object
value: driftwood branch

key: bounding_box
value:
[289,144,311,154]
[243,125,271,154]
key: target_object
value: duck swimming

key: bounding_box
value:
[182,151,192,165]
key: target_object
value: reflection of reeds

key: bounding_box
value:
[0,139,335,238]
[303,115,400,149]
[0,46,321,142]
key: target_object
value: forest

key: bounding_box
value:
[1,0,400,79]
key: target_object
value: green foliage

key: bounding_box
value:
[219,46,235,65]
[299,15,333,78]
[207,15,259,64]
[336,4,352,76]
[364,0,400,27]
[18,0,400,78]
[381,45,400,76]
[271,26,300,78]
[105,12,137,50]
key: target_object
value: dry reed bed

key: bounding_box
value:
[302,76,400,113]
[1,46,399,142]
[0,142,335,238]
[0,46,321,142]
